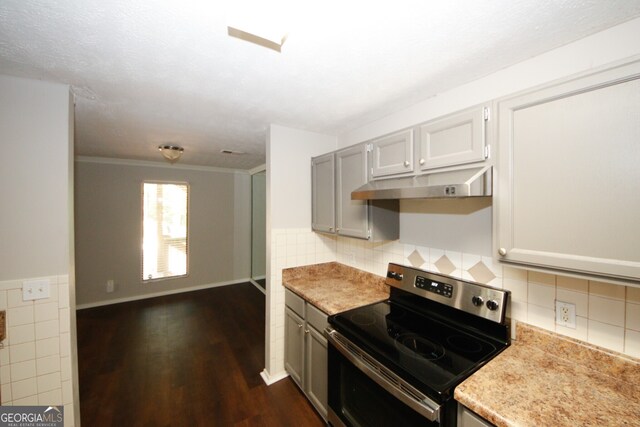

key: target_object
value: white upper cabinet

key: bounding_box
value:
[371,129,414,177]
[496,59,640,283]
[311,153,335,233]
[336,144,369,239]
[418,105,489,171]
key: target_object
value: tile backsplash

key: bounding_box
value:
[269,228,640,364]
[0,275,75,427]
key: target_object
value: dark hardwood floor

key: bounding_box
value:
[77,283,325,426]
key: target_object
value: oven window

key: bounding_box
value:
[329,344,439,427]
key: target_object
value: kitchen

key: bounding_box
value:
[1,2,640,426]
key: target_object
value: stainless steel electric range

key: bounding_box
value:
[326,263,510,427]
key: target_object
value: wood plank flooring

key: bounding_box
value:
[77,283,325,426]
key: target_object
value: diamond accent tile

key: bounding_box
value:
[468,261,497,285]
[434,255,456,276]
[407,250,426,268]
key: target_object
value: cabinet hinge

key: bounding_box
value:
[484,145,491,159]
[483,107,490,121]
[366,143,373,152]
[367,230,372,239]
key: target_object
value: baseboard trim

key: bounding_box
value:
[76,278,251,310]
[260,369,289,386]
[250,279,266,295]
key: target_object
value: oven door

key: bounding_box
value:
[326,328,441,427]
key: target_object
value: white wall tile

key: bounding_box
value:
[35,302,59,323]
[528,282,555,308]
[527,304,555,331]
[37,372,62,393]
[13,394,39,405]
[9,341,36,364]
[8,289,32,308]
[8,323,35,346]
[11,360,36,382]
[624,329,640,358]
[1,383,12,404]
[38,388,62,406]
[11,377,37,400]
[588,319,624,353]
[35,319,60,341]
[36,337,60,358]
[588,295,625,327]
[556,316,588,342]
[626,302,640,332]
[36,355,61,376]
[8,305,35,327]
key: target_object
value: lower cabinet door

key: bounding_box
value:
[305,325,328,419]
[284,308,304,387]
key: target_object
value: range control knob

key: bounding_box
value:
[386,271,403,281]
[471,296,484,307]
[486,300,499,311]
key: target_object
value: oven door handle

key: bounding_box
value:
[326,327,441,423]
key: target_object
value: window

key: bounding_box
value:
[142,182,189,281]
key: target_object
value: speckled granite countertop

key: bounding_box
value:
[455,322,640,427]
[282,262,390,315]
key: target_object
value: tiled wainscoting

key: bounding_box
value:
[0,275,75,426]
[268,229,640,372]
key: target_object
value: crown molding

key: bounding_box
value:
[75,156,250,174]
[249,164,266,175]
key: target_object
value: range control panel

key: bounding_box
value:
[415,276,453,298]
[385,263,510,324]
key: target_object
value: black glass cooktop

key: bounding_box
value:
[328,299,507,400]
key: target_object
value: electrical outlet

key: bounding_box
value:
[555,300,576,329]
[106,280,115,293]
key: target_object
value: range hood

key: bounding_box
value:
[352,165,492,200]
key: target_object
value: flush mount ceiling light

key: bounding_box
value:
[158,145,184,163]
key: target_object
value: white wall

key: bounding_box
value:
[0,74,80,426]
[262,125,336,382]
[74,159,252,307]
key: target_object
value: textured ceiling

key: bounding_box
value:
[1,0,640,169]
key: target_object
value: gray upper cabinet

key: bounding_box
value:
[418,105,489,171]
[371,129,414,177]
[336,145,369,239]
[312,145,399,241]
[496,59,640,283]
[311,153,335,233]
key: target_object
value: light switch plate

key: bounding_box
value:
[23,279,50,301]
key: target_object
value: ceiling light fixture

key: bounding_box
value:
[158,145,184,163]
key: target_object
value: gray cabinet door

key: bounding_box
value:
[371,129,414,177]
[458,405,495,427]
[305,324,328,420]
[336,144,369,239]
[496,59,640,282]
[311,153,335,233]
[418,106,488,170]
[284,308,304,388]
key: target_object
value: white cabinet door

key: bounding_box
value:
[311,153,335,233]
[496,59,640,282]
[418,106,488,170]
[371,129,414,177]
[336,144,369,239]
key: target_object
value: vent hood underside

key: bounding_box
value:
[351,165,492,200]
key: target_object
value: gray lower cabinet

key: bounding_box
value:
[496,58,640,282]
[284,290,328,420]
[457,405,495,427]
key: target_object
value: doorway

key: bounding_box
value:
[251,170,266,291]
